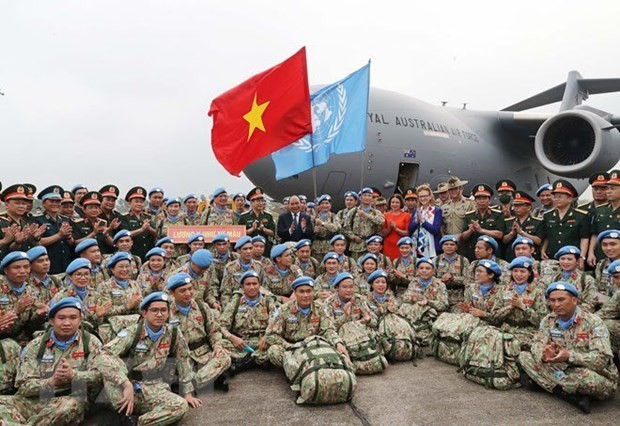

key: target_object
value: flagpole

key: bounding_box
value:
[312,169,318,199]
[360,59,371,190]
[360,150,365,188]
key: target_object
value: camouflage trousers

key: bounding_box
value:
[192,351,232,389]
[519,351,617,400]
[499,324,537,351]
[0,338,20,394]
[221,336,270,364]
[398,304,438,346]
[0,394,87,426]
[603,319,619,354]
[105,380,188,426]
[446,287,465,308]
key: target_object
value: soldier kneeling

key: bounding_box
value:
[519,282,619,413]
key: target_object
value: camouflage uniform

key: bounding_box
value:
[220,291,278,363]
[392,255,417,294]
[467,258,511,285]
[594,257,617,296]
[253,256,275,271]
[210,251,240,283]
[140,257,180,275]
[434,254,470,306]
[536,259,561,288]
[157,214,189,259]
[294,256,320,279]
[311,213,341,260]
[89,265,109,291]
[202,206,236,226]
[318,255,360,278]
[519,307,619,399]
[0,330,102,425]
[441,197,475,236]
[551,271,597,312]
[94,321,193,425]
[102,252,142,280]
[95,278,142,343]
[184,211,203,226]
[324,293,378,330]
[342,207,385,260]
[490,283,548,348]
[263,265,303,303]
[357,274,374,295]
[313,273,338,302]
[463,283,502,320]
[27,274,63,306]
[169,300,231,388]
[136,269,170,296]
[265,300,343,368]
[219,260,265,307]
[51,286,98,326]
[171,262,220,311]
[0,338,20,395]
[597,290,619,354]
[0,277,43,346]
[398,278,449,345]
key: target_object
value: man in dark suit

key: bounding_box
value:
[277,195,314,243]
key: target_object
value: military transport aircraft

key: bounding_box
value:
[243,71,620,207]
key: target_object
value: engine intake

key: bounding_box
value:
[534,110,620,177]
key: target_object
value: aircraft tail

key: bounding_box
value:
[502,71,620,112]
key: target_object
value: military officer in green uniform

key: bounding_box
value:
[580,172,610,213]
[98,184,123,254]
[60,190,76,221]
[460,183,506,261]
[238,187,276,252]
[72,191,114,250]
[119,186,158,261]
[502,191,543,262]
[495,179,517,219]
[71,184,88,219]
[588,171,620,266]
[541,180,589,269]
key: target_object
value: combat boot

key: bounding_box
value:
[519,370,541,392]
[214,374,230,392]
[552,386,591,414]
[229,355,257,376]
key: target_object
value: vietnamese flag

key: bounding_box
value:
[208,48,312,176]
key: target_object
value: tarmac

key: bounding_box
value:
[85,357,619,426]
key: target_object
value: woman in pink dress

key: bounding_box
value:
[382,194,411,261]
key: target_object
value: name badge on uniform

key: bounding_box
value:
[135,343,148,353]
[369,304,377,311]
[272,278,281,283]
[233,273,242,278]
[238,306,247,313]
[169,318,180,325]
[111,290,123,297]
[287,316,297,323]
[333,308,344,316]
[472,294,480,299]
[321,284,330,289]
[0,296,10,305]
[359,284,368,291]
[550,328,564,341]
[41,354,55,363]
[503,294,513,300]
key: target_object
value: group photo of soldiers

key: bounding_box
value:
[0,170,618,425]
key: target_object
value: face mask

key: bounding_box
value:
[499,194,512,204]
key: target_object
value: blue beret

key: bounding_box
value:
[360,187,373,195]
[295,239,311,250]
[187,233,205,245]
[71,184,87,193]
[146,247,166,260]
[75,238,98,255]
[397,237,413,247]
[270,243,289,260]
[156,237,174,247]
[232,193,245,201]
[167,273,192,291]
[49,297,83,318]
[366,235,383,245]
[477,235,498,252]
[162,197,169,204]
[512,236,534,250]
[509,256,533,270]
[478,260,502,277]
[166,197,180,206]
[554,245,580,259]
[212,187,227,198]
[244,201,251,207]
[607,259,620,275]
[536,184,553,196]
[334,272,354,287]
[546,281,579,297]
[26,246,47,262]
[240,270,260,285]
[66,258,91,275]
[148,187,164,196]
[358,253,378,266]
[191,249,213,268]
[368,269,388,284]
[439,235,458,246]
[307,202,315,209]
[282,196,290,203]
[140,291,170,310]
[107,252,131,269]
[344,191,359,200]
[183,194,197,203]
[212,233,230,244]
[322,252,339,263]
[291,276,314,290]
[298,195,308,201]
[234,236,252,250]
[597,229,620,244]
[416,257,434,268]
[330,234,346,245]
[113,229,131,244]
[251,235,266,245]
[317,194,332,204]
[0,251,29,271]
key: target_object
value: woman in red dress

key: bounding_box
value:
[382,194,411,261]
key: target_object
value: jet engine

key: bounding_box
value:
[534,109,620,177]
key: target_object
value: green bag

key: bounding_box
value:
[458,325,521,390]
[339,321,388,375]
[431,312,481,366]
[283,336,357,405]
[378,313,418,361]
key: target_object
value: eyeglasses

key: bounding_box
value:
[72,272,90,279]
[147,308,168,315]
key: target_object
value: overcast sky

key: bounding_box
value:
[1,0,619,200]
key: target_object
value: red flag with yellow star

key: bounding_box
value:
[208,48,312,176]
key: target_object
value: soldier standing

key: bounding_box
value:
[441,176,474,236]
[342,188,385,260]
[532,184,554,218]
[237,188,276,252]
[502,191,543,262]
[460,184,505,261]
[119,186,158,261]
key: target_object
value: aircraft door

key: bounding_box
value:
[396,162,419,194]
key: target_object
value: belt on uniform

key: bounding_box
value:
[188,340,208,351]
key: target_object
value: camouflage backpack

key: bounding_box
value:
[378,313,419,361]
[283,336,357,405]
[431,312,481,366]
[458,325,521,390]
[339,321,388,375]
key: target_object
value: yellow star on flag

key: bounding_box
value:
[243,93,270,141]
